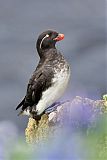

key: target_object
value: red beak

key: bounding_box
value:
[54,33,64,41]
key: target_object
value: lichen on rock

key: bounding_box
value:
[25,96,107,145]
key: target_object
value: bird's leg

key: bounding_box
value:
[32,113,41,126]
[30,105,41,126]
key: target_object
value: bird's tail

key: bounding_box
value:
[16,98,25,110]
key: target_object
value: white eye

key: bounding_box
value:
[40,34,49,49]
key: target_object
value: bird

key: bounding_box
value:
[16,30,70,120]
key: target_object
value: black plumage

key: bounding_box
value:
[16,30,70,120]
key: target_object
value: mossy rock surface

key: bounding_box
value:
[25,96,107,152]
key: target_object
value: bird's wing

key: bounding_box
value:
[16,65,53,111]
[16,98,25,110]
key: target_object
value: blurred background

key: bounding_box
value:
[0,0,106,132]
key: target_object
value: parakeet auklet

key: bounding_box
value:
[16,30,70,120]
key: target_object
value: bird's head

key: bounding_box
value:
[36,30,64,58]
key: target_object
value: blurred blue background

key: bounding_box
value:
[0,0,106,132]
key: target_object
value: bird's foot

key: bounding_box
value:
[30,110,41,121]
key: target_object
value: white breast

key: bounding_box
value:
[36,65,70,115]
